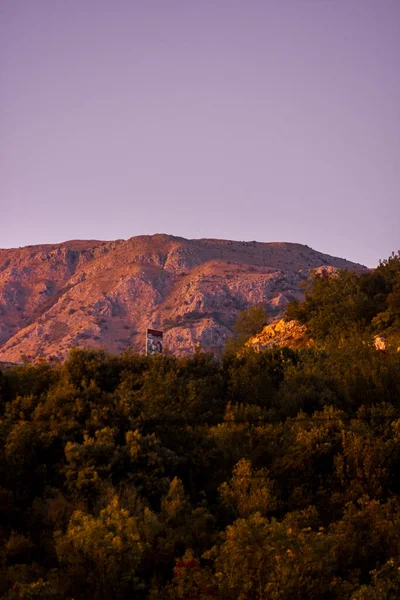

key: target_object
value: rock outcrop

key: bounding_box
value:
[0,235,366,359]
[246,319,309,351]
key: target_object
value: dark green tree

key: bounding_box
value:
[225,303,268,353]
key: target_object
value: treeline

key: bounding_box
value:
[285,251,400,344]
[0,253,399,599]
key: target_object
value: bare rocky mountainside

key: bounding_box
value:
[0,234,366,360]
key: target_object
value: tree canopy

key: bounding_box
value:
[1,252,400,599]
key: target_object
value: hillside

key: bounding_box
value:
[1,252,400,599]
[0,234,366,360]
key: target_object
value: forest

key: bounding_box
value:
[0,252,400,599]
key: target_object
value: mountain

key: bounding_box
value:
[0,234,366,360]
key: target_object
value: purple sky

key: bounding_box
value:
[1,0,399,267]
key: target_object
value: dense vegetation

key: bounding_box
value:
[285,251,400,345]
[1,253,400,599]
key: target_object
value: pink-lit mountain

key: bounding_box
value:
[0,234,366,360]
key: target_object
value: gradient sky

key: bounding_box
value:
[1,0,399,267]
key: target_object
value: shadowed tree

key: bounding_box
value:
[225,303,268,353]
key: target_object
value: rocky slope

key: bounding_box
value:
[0,235,366,360]
[246,320,309,352]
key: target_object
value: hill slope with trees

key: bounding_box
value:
[285,251,400,348]
[0,252,399,599]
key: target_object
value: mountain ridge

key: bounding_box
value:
[0,234,367,360]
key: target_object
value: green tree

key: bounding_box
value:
[207,509,335,600]
[219,458,277,518]
[351,558,400,599]
[225,303,268,353]
[55,496,148,600]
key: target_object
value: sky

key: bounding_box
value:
[1,0,399,267]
